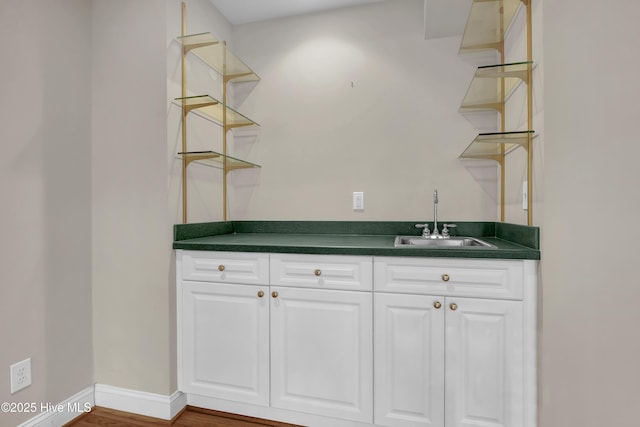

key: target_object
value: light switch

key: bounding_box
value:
[353,192,364,211]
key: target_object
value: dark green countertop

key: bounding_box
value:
[173,221,540,260]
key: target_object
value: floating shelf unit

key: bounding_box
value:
[459,61,532,112]
[178,32,260,83]
[175,95,259,129]
[178,150,261,171]
[458,0,534,225]
[177,4,260,223]
[460,130,534,160]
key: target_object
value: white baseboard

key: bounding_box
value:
[17,384,187,426]
[17,386,94,427]
[94,384,186,420]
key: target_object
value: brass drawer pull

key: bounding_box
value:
[441,274,450,282]
[434,301,442,309]
[272,291,279,298]
[314,269,322,276]
[257,291,264,298]
[450,303,458,311]
[218,265,225,272]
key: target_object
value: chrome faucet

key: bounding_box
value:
[431,189,442,238]
[415,189,445,239]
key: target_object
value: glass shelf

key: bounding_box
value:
[459,0,523,54]
[177,32,260,83]
[175,95,259,129]
[459,130,534,161]
[460,61,532,112]
[178,150,261,172]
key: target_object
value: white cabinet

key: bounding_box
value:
[180,281,269,406]
[269,254,373,422]
[374,293,445,427]
[177,250,536,427]
[271,286,373,423]
[178,251,270,405]
[374,257,535,427]
[178,250,374,425]
[445,297,523,427]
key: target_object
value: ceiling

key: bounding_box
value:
[209,0,470,39]
[209,0,384,25]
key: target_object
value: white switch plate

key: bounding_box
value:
[522,181,528,210]
[10,358,32,394]
[353,192,364,211]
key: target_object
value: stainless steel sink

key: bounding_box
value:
[394,236,496,248]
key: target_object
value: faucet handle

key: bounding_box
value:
[415,223,430,237]
[442,223,457,238]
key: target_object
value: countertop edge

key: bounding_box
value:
[172,244,540,260]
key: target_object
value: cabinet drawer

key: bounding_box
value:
[270,254,373,291]
[374,257,523,300]
[180,251,269,285]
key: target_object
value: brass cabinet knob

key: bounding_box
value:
[257,291,264,298]
[434,301,442,309]
[271,291,279,298]
[441,274,450,282]
[314,269,322,276]
[218,265,225,272]
[450,303,458,311]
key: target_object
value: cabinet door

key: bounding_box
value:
[180,281,269,406]
[270,287,373,423]
[445,297,524,427]
[374,293,445,427]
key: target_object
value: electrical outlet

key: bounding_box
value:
[522,181,528,210]
[10,358,32,394]
[353,192,364,211]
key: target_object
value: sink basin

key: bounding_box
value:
[394,236,496,248]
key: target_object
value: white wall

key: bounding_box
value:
[0,1,93,425]
[0,0,219,409]
[91,0,171,395]
[195,0,500,222]
[541,1,640,425]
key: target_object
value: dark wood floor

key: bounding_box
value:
[64,406,303,427]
